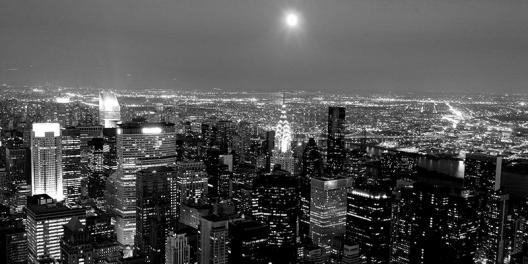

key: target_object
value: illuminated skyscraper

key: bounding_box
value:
[300,138,322,243]
[26,194,85,263]
[271,101,295,174]
[310,176,352,256]
[31,123,64,201]
[275,104,292,153]
[61,127,82,205]
[327,107,346,175]
[171,161,208,219]
[113,122,177,247]
[346,183,392,263]
[98,91,121,128]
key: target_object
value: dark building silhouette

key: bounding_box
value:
[0,218,27,264]
[465,155,510,264]
[346,180,392,264]
[2,142,31,211]
[229,219,269,264]
[252,167,298,263]
[135,166,172,264]
[327,107,346,175]
[60,217,93,264]
[391,176,479,264]
[300,138,323,244]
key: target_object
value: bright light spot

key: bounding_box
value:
[32,123,61,137]
[142,127,162,134]
[55,97,70,104]
[284,11,300,29]
[520,102,526,106]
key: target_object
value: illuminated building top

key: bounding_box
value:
[32,123,61,137]
[99,91,121,128]
[275,104,292,153]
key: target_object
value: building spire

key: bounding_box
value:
[276,92,292,153]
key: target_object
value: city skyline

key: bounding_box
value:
[1,1,528,264]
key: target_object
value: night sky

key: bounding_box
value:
[1,0,528,94]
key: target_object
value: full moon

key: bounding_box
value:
[284,11,300,28]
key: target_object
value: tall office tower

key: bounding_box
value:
[231,163,258,217]
[62,127,82,204]
[345,182,392,263]
[26,194,85,263]
[327,107,346,175]
[302,138,323,178]
[113,122,176,247]
[0,218,27,264]
[262,130,275,171]
[300,138,322,243]
[102,127,118,173]
[31,123,64,201]
[215,120,235,154]
[4,144,30,211]
[252,168,298,263]
[233,121,252,163]
[60,217,93,264]
[465,155,510,264]
[136,167,171,264]
[85,138,105,203]
[171,161,208,219]
[199,215,229,264]
[229,219,269,264]
[98,91,121,128]
[201,121,217,148]
[216,164,232,200]
[85,214,122,264]
[310,176,352,256]
[166,231,192,264]
[390,181,479,264]
[511,197,528,261]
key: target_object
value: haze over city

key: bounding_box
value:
[2,0,528,94]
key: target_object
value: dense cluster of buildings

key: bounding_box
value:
[0,88,528,264]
